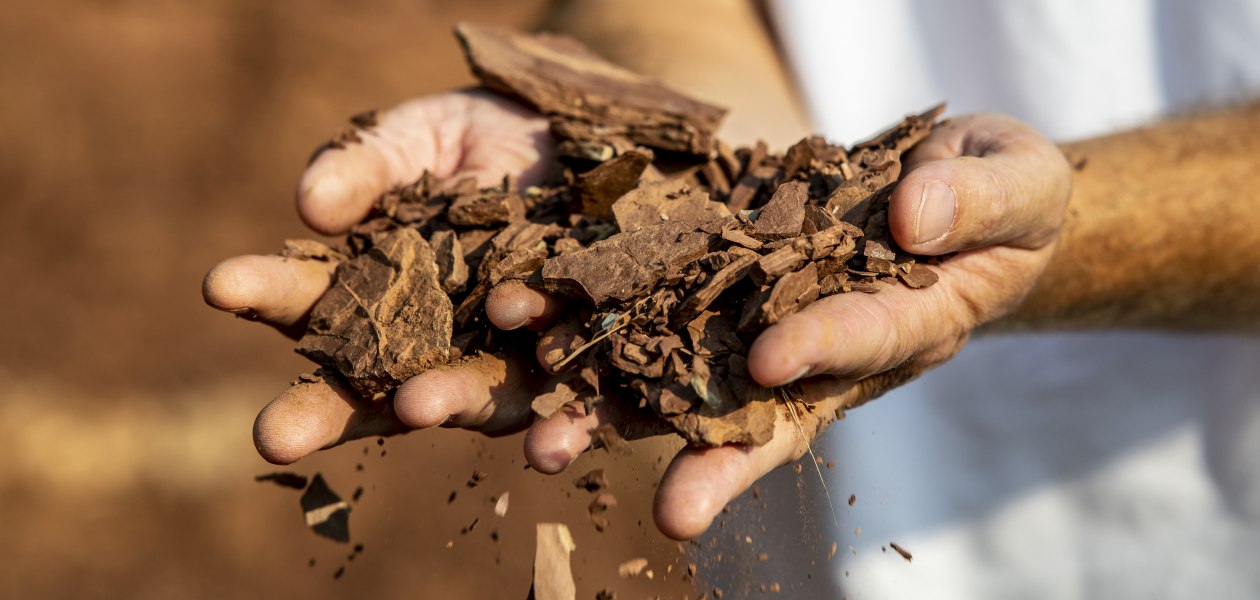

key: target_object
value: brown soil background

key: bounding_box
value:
[0,1,707,597]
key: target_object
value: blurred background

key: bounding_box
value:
[0,1,730,597]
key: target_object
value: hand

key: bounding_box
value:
[494,113,1072,539]
[202,89,562,463]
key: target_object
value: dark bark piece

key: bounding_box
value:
[297,228,452,398]
[301,474,350,543]
[255,472,308,490]
[819,272,850,296]
[752,244,809,285]
[669,250,758,327]
[761,262,821,325]
[668,355,776,446]
[573,469,608,493]
[890,542,914,562]
[430,230,469,294]
[898,262,940,289]
[591,424,633,454]
[725,141,769,211]
[685,311,746,357]
[455,23,727,156]
[578,148,654,219]
[349,109,378,129]
[540,220,716,305]
[281,239,346,262]
[801,205,842,235]
[611,179,731,233]
[752,181,808,241]
[447,192,524,227]
[854,103,946,153]
[783,137,816,179]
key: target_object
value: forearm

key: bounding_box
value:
[993,102,1260,333]
[540,0,809,147]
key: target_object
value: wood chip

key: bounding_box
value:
[531,523,577,600]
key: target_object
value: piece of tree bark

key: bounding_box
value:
[296,228,452,397]
[455,23,727,157]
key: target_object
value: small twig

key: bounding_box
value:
[779,388,839,528]
[552,320,630,370]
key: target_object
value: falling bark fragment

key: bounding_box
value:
[467,470,488,488]
[890,542,913,562]
[591,424,633,454]
[532,382,579,419]
[828,542,838,560]
[617,558,649,578]
[255,472,308,490]
[531,523,577,600]
[595,590,616,600]
[349,109,378,129]
[573,469,608,493]
[494,492,510,517]
[301,474,350,543]
[848,494,856,506]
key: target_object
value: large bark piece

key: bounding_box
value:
[455,23,727,157]
[296,228,452,397]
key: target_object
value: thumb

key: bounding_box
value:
[888,114,1071,255]
[297,95,467,235]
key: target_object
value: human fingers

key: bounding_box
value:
[297,90,550,235]
[523,396,671,474]
[253,376,407,465]
[746,255,983,387]
[485,280,566,331]
[651,376,877,540]
[254,353,540,464]
[391,352,538,435]
[535,318,590,375]
[202,254,338,338]
[889,113,1072,255]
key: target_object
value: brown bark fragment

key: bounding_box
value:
[753,181,808,241]
[611,179,730,233]
[455,23,727,156]
[446,192,524,227]
[898,262,940,288]
[429,230,469,294]
[296,228,451,398]
[531,382,578,419]
[540,221,715,305]
[578,148,653,219]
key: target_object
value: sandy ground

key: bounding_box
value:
[0,1,708,597]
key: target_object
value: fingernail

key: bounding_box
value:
[784,364,812,385]
[915,181,957,244]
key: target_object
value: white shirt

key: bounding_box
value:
[757,1,1260,598]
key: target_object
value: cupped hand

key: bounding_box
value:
[203,89,561,464]
[497,112,1072,539]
